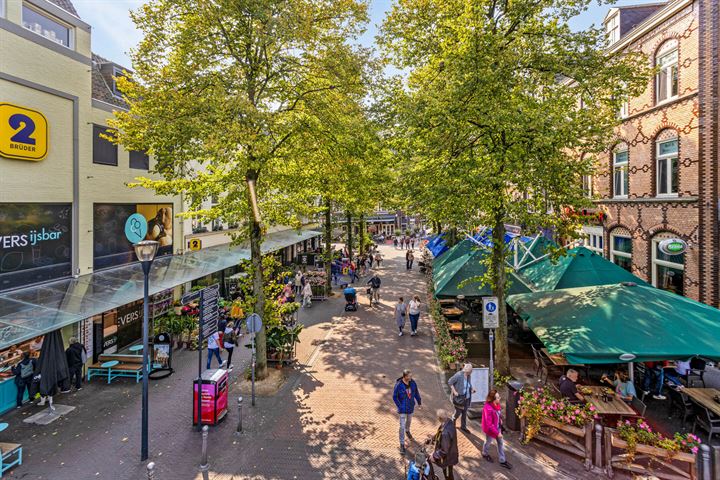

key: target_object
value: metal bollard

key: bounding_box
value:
[236,396,243,434]
[594,423,604,469]
[200,425,209,480]
[146,462,156,479]
[697,443,713,480]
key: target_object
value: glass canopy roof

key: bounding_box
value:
[0,229,321,350]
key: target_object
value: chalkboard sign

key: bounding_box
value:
[199,284,220,340]
[470,368,490,403]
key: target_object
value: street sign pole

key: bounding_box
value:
[245,313,262,407]
[489,329,495,389]
[196,294,204,432]
[251,333,256,407]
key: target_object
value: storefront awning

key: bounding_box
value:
[0,229,321,350]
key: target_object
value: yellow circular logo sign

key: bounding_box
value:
[0,103,49,161]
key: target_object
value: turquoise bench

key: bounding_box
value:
[0,442,22,478]
[87,360,143,384]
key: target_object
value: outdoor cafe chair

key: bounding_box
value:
[685,357,707,388]
[692,404,720,443]
[631,396,647,418]
[667,387,694,429]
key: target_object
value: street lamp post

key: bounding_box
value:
[134,240,159,462]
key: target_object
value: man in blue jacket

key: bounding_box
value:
[394,369,422,454]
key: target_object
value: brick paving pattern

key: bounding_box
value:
[0,245,598,480]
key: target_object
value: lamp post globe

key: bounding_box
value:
[134,239,158,461]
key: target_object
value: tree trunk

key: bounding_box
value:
[491,218,510,375]
[324,198,332,295]
[246,170,267,379]
[448,227,457,247]
[346,212,353,259]
[359,214,367,254]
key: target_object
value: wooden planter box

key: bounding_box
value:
[521,416,593,471]
[604,429,696,479]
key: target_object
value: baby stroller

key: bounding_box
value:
[343,286,358,312]
[406,438,439,480]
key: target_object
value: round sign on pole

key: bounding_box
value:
[125,213,148,244]
[246,313,263,334]
[658,238,687,256]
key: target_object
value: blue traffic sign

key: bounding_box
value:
[246,313,263,334]
[485,302,497,313]
[124,213,147,244]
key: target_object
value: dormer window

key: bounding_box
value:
[112,66,126,98]
[22,3,73,49]
[606,14,620,44]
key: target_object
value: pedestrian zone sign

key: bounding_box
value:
[483,297,499,329]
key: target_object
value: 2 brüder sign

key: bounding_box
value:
[0,103,49,161]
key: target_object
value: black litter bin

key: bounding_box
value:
[505,380,524,431]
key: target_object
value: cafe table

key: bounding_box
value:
[683,388,720,417]
[583,386,636,417]
[441,307,464,318]
[542,348,589,378]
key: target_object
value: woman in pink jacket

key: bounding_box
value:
[481,389,512,469]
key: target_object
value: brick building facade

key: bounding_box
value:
[583,0,719,305]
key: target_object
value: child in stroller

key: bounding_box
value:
[406,437,439,480]
[343,285,358,312]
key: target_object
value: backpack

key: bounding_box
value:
[20,360,34,379]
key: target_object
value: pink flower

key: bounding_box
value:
[692,447,699,454]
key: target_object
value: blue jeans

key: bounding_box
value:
[483,435,507,463]
[409,313,420,332]
[207,348,222,369]
[643,366,664,394]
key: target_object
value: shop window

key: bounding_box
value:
[22,4,73,48]
[610,234,632,272]
[656,42,678,104]
[613,149,629,197]
[93,125,118,166]
[652,234,684,295]
[656,137,679,196]
[129,150,149,170]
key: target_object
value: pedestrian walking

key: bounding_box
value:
[408,295,422,336]
[294,270,303,296]
[448,363,476,432]
[350,263,360,283]
[411,238,415,249]
[375,252,383,268]
[394,237,398,249]
[206,328,223,369]
[431,409,459,480]
[395,297,408,336]
[223,322,239,370]
[393,369,422,454]
[12,352,36,408]
[367,273,381,305]
[406,250,415,270]
[302,281,313,307]
[368,252,374,268]
[331,261,341,285]
[481,389,512,469]
[65,337,86,390]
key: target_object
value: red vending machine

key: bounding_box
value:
[193,369,228,425]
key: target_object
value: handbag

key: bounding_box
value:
[452,394,467,407]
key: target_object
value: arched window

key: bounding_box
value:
[613,145,629,198]
[656,40,678,103]
[656,131,679,196]
[610,227,632,272]
[651,232,685,295]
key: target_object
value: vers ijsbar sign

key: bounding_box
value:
[658,238,688,256]
[0,103,48,161]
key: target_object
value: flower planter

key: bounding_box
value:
[604,429,696,479]
[520,416,594,471]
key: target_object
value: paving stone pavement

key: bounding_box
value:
[0,245,599,480]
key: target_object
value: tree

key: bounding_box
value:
[381,0,649,374]
[110,0,368,379]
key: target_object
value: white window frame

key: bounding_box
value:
[610,234,632,270]
[582,175,593,198]
[656,137,679,197]
[651,236,685,294]
[0,0,5,19]
[583,226,604,256]
[606,14,620,44]
[613,149,629,198]
[21,2,75,50]
[655,45,678,104]
[112,66,126,98]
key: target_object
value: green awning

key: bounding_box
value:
[517,246,649,292]
[432,238,479,270]
[507,283,720,364]
[433,250,531,299]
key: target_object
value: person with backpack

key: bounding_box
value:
[367,273,381,305]
[223,321,239,370]
[65,337,87,390]
[431,409,459,480]
[206,328,223,369]
[481,389,512,469]
[393,369,422,454]
[13,352,37,408]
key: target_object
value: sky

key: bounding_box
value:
[73,0,661,68]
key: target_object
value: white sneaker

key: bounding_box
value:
[399,331,403,337]
[38,398,46,406]
[653,394,667,400]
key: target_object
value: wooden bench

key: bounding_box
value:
[0,442,22,477]
[87,355,144,384]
